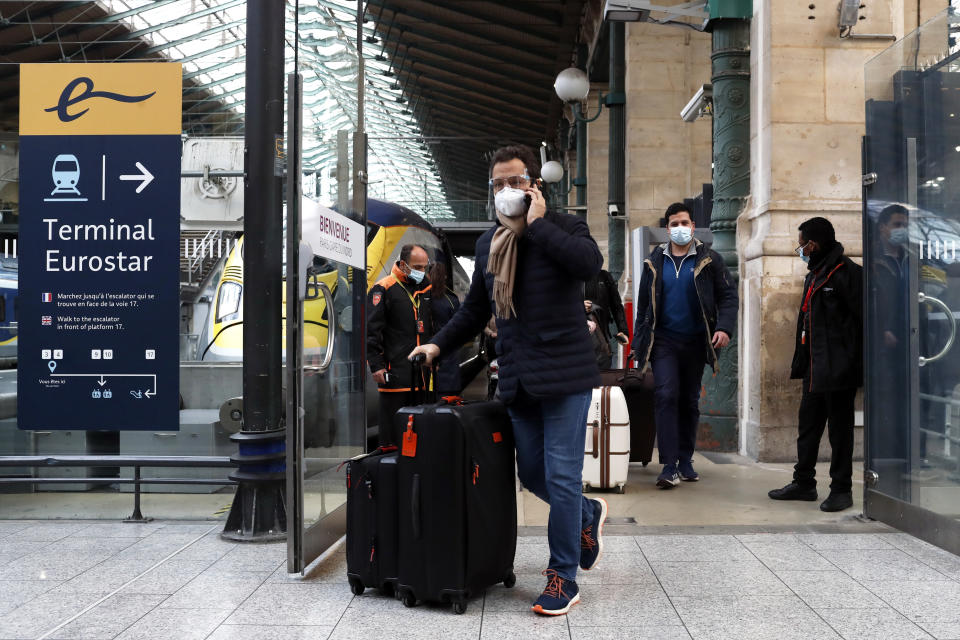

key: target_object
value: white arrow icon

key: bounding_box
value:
[98,376,106,386]
[144,390,155,398]
[119,162,154,194]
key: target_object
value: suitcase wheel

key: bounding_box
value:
[503,572,516,588]
[452,600,467,615]
[400,589,417,608]
[641,461,649,467]
[348,576,364,596]
[616,484,626,494]
[582,483,591,493]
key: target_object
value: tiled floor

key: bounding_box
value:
[1,521,959,640]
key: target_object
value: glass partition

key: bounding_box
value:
[864,8,960,552]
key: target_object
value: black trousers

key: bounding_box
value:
[793,384,857,494]
[378,391,415,447]
[650,332,706,467]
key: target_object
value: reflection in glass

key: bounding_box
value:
[865,9,960,526]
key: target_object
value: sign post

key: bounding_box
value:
[18,63,181,431]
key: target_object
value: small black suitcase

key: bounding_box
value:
[394,398,517,614]
[344,446,400,596]
[600,366,657,465]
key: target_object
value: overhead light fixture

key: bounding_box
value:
[539,144,564,183]
[554,67,590,103]
[604,0,651,21]
[541,161,564,183]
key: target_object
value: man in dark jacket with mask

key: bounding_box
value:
[769,217,863,512]
[409,145,606,617]
[631,202,738,489]
[367,244,433,446]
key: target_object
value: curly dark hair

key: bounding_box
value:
[662,202,692,227]
[488,145,541,181]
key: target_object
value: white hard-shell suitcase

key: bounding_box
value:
[583,386,631,493]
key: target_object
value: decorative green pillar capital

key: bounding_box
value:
[707,0,752,21]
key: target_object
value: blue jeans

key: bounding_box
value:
[508,388,594,582]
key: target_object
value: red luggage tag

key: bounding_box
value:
[401,415,418,457]
[492,431,503,443]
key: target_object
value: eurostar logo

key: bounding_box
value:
[45,77,156,123]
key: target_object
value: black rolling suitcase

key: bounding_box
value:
[394,396,517,614]
[600,364,657,465]
[344,446,400,596]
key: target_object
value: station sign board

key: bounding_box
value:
[18,63,181,430]
[302,198,364,270]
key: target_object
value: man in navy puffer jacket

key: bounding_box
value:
[410,145,606,617]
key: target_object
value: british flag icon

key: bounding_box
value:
[41,316,52,326]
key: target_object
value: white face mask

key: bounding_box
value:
[494,187,528,218]
[407,268,425,284]
[669,226,693,246]
[889,228,909,246]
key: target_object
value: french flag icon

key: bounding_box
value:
[42,292,53,303]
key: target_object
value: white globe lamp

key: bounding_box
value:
[541,160,564,183]
[553,67,590,103]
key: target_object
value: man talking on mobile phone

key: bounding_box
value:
[409,145,606,616]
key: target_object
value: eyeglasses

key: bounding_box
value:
[794,241,810,258]
[489,173,531,193]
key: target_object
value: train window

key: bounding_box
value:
[366,222,381,245]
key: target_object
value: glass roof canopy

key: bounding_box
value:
[97,0,452,219]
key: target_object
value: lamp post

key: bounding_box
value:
[552,22,628,288]
[553,67,592,220]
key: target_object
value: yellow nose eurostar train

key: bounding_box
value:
[198,198,466,363]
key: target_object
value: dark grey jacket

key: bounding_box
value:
[431,211,602,403]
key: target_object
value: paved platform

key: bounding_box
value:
[1,520,959,640]
[0,455,864,526]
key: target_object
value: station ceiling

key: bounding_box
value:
[0,1,589,217]
[366,0,589,202]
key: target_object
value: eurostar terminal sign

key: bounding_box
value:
[18,63,181,430]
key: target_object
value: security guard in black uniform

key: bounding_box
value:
[367,244,433,446]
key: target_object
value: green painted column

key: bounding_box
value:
[699,4,750,451]
[607,21,626,285]
[709,18,750,277]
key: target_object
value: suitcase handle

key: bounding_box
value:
[591,421,600,459]
[411,472,421,541]
[410,355,438,404]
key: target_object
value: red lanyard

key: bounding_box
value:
[801,273,818,314]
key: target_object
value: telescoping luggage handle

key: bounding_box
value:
[401,354,439,459]
[409,353,438,405]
